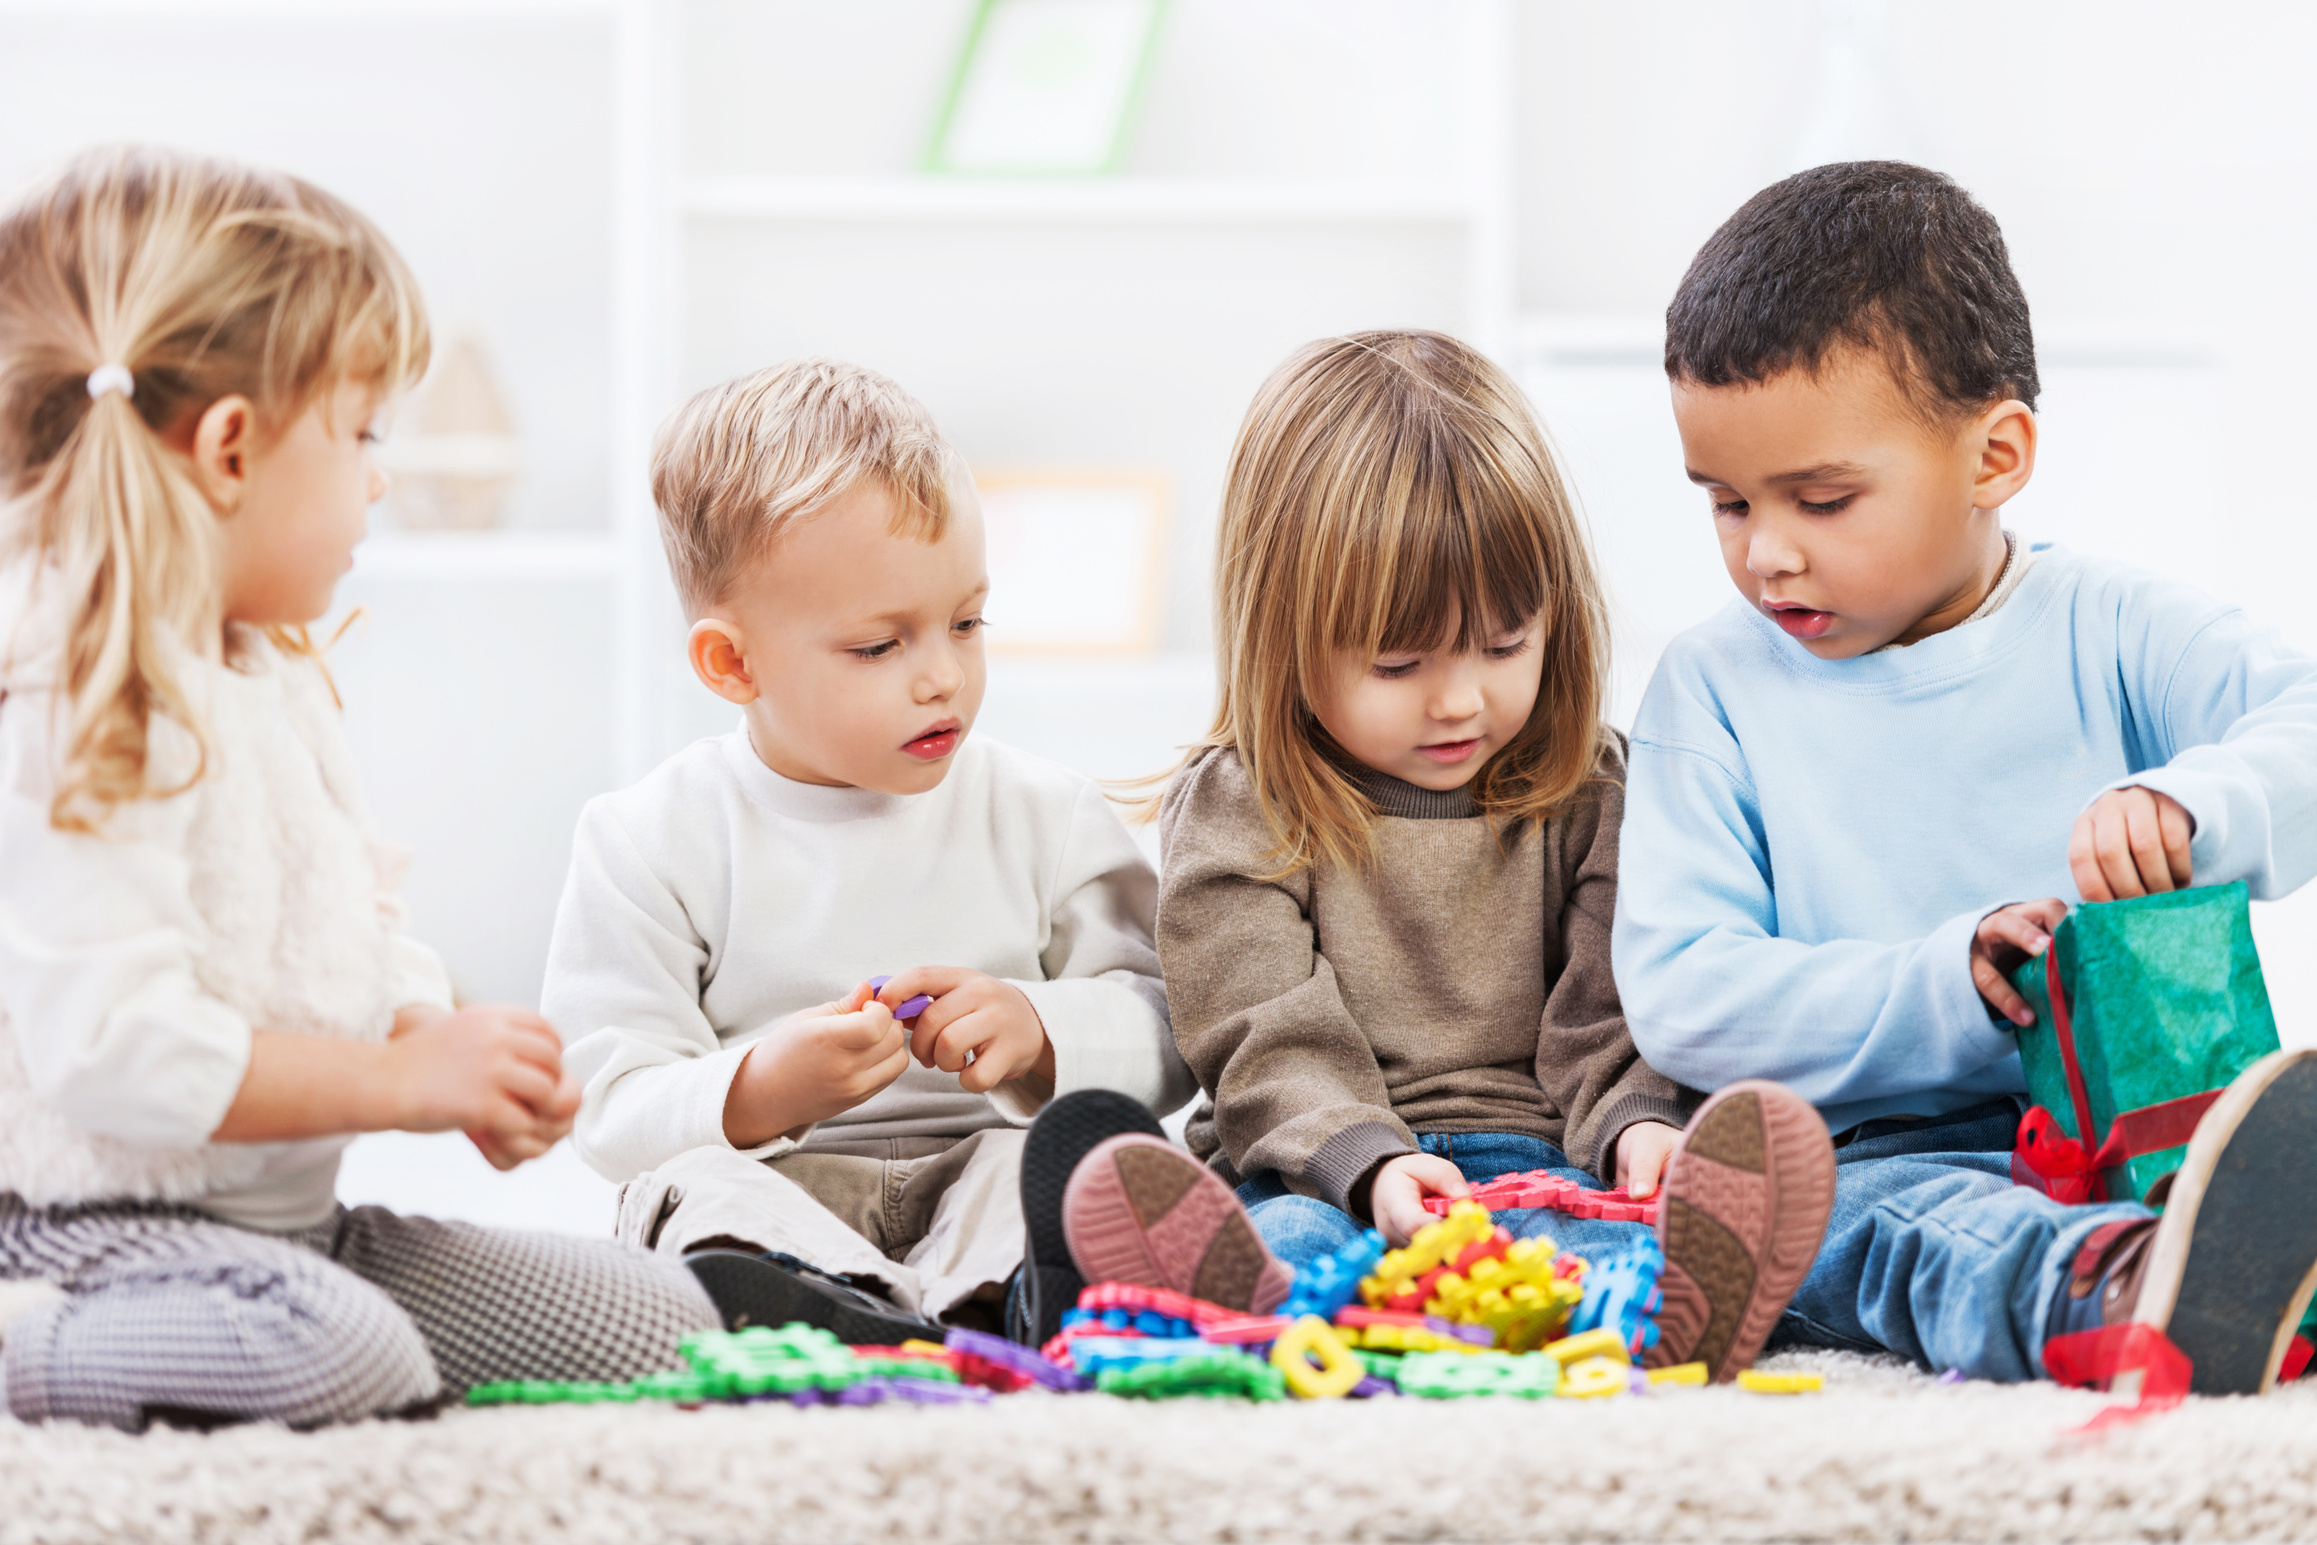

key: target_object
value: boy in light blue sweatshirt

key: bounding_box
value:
[1614,160,2317,1394]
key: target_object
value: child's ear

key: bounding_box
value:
[687,617,758,705]
[1970,398,2038,509]
[188,393,257,516]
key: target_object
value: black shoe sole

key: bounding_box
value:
[1014,1090,1165,1345]
[2140,1049,2317,1394]
[684,1250,943,1348]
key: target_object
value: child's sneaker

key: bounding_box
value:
[1011,1090,1168,1346]
[683,1249,943,1347]
[2057,1048,2317,1394]
[1062,1133,1293,1313]
[1651,1079,1836,1382]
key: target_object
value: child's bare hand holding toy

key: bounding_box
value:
[1362,1153,1471,1247]
[2071,786,2193,902]
[215,1004,579,1171]
[873,967,1055,1094]
[723,984,911,1147]
[1970,897,2070,1027]
[1614,1119,1683,1200]
[386,1004,580,1170]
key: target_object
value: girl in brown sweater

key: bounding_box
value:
[1155,330,1690,1261]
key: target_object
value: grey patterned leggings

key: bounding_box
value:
[0,1195,720,1430]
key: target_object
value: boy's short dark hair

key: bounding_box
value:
[1664,160,2039,415]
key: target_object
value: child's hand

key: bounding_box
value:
[725,984,911,1146]
[1970,898,2069,1027]
[1366,1153,1470,1247]
[2070,786,2193,902]
[384,1004,581,1171]
[1613,1120,1683,1200]
[873,967,1054,1094]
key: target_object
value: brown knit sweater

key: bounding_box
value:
[1156,735,1689,1216]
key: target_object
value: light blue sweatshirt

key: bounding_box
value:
[1612,544,2317,1134]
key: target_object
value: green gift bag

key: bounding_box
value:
[2007,881,2282,1204]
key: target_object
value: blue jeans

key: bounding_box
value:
[1773,1100,2149,1381]
[1236,1132,1653,1271]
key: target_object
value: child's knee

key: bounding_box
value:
[245,1258,441,1424]
[1247,1193,1359,1267]
[13,1257,439,1430]
[620,1246,724,1343]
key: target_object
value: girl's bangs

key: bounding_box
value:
[331,252,431,396]
[1361,460,1548,658]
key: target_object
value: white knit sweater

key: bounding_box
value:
[0,565,453,1229]
[545,728,1191,1183]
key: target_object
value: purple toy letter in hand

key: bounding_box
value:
[868,975,935,1021]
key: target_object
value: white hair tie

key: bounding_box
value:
[85,364,134,401]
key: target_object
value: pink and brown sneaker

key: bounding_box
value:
[1650,1079,1836,1382]
[1062,1134,1294,1313]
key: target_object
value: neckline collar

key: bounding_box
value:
[1745,540,2068,687]
[1340,758,1484,819]
[718,725,916,822]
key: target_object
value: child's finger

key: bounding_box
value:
[1412,1155,1470,1197]
[494,1059,561,1116]
[869,1014,909,1069]
[925,1017,985,1077]
[2068,813,2112,903]
[1380,1194,1428,1249]
[876,965,968,1012]
[495,1126,555,1162]
[1626,1140,1671,1199]
[498,1007,559,1039]
[2122,793,2177,895]
[528,1088,579,1148]
[2157,794,2195,888]
[2091,807,2149,900]
[901,992,973,1073]
[2023,896,2070,933]
[904,987,974,1067]
[474,1094,540,1147]
[507,1018,567,1073]
[1979,908,2052,958]
[1972,953,2033,1026]
[955,1031,1016,1094]
[832,1002,896,1052]
[864,1041,912,1100]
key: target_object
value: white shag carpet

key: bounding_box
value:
[4,1348,2315,1544]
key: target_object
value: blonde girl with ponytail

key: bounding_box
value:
[1155,330,1696,1265]
[0,146,716,1431]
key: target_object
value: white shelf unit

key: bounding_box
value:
[609,0,1522,780]
[327,0,662,785]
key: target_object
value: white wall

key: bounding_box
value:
[0,7,619,535]
[2,1,2311,1236]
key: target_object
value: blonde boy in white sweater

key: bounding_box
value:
[543,360,1191,1338]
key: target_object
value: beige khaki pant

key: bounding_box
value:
[615,1130,1026,1322]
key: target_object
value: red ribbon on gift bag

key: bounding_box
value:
[2011,948,2223,1204]
[2044,1322,2193,1434]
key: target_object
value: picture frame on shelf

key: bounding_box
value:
[925,0,1167,177]
[973,468,1168,653]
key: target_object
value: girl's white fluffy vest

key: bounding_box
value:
[0,569,434,1208]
